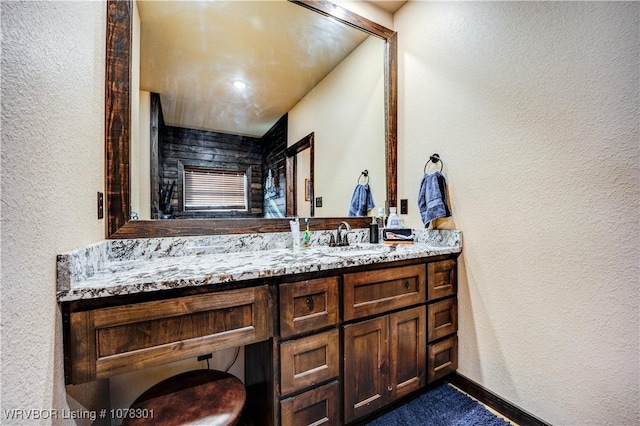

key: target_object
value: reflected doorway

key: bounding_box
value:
[285,133,314,217]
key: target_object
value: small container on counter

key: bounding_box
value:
[369,216,379,244]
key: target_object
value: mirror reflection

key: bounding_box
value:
[129,0,386,221]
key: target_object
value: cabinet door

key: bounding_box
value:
[389,306,426,400]
[343,316,389,423]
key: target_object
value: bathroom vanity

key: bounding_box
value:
[58,229,460,425]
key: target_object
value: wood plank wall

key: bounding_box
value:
[160,126,264,218]
[149,95,289,219]
[261,114,288,218]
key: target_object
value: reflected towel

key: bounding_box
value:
[348,184,375,216]
[418,171,451,226]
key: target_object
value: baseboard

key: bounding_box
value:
[447,372,551,426]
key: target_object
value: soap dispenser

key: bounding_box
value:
[386,207,402,229]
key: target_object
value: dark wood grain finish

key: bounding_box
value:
[279,329,339,396]
[105,0,131,237]
[285,133,314,217]
[69,311,97,384]
[123,370,245,426]
[343,264,426,321]
[291,0,395,38]
[280,380,340,426]
[63,254,460,422]
[67,286,271,384]
[110,216,372,238]
[427,297,458,342]
[161,125,264,218]
[279,277,339,339]
[427,335,458,383]
[427,259,457,301]
[385,31,398,209]
[105,0,397,238]
[245,339,279,426]
[389,306,426,399]
[344,305,427,423]
[343,316,388,423]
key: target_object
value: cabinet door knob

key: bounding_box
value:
[305,297,314,311]
[387,385,393,392]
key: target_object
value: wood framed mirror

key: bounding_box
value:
[105,0,397,238]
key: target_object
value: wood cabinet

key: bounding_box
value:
[343,306,426,422]
[279,277,339,339]
[426,260,459,383]
[280,329,339,395]
[66,286,272,384]
[343,315,388,421]
[280,380,340,426]
[342,263,427,423]
[343,264,426,321]
[250,276,341,426]
[63,254,459,425]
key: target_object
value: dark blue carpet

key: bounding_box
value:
[365,384,511,426]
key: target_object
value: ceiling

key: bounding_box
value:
[137,1,370,137]
[367,0,408,14]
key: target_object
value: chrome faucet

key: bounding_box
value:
[330,221,352,247]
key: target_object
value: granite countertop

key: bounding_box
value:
[56,229,461,302]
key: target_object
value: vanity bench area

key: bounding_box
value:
[57,229,461,425]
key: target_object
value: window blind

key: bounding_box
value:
[183,168,248,211]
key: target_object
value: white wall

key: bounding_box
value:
[289,36,386,217]
[1,1,108,424]
[395,2,639,425]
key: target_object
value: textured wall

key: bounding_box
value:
[1,1,107,424]
[395,2,639,425]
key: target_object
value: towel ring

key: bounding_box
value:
[423,154,443,173]
[358,170,369,185]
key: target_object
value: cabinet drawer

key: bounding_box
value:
[280,329,339,395]
[280,277,339,339]
[344,264,426,320]
[427,260,457,301]
[280,380,340,426]
[427,298,458,342]
[67,286,272,384]
[427,335,458,383]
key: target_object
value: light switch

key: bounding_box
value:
[97,192,104,219]
[400,199,408,214]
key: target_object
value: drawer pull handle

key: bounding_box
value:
[305,297,314,311]
[404,280,410,289]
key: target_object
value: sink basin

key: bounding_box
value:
[320,244,391,258]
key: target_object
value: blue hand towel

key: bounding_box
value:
[348,183,375,216]
[418,171,451,226]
